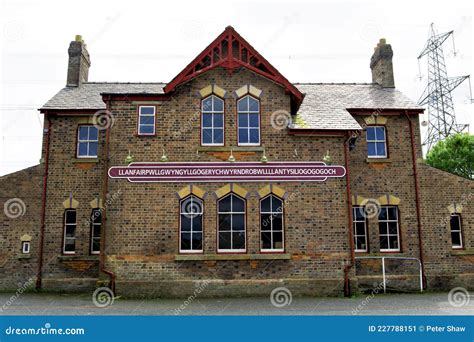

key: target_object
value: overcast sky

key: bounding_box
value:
[0,0,472,175]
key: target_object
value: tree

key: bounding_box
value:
[426,133,474,180]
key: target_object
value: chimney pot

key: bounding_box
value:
[370,38,395,88]
[66,36,90,87]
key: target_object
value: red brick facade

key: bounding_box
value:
[0,29,472,297]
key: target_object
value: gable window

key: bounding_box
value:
[366,126,387,158]
[138,106,156,135]
[90,209,102,254]
[260,195,284,252]
[180,196,204,253]
[77,126,98,158]
[218,193,246,252]
[201,95,224,145]
[378,206,400,252]
[237,95,260,145]
[63,209,77,254]
[353,206,368,252]
[450,213,463,249]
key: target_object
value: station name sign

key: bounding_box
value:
[108,162,346,183]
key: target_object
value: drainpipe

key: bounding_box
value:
[36,114,51,290]
[99,97,116,293]
[405,110,426,289]
[343,132,355,296]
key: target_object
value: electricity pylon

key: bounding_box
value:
[417,23,470,151]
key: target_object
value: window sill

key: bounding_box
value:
[72,158,99,164]
[450,249,474,256]
[198,146,264,153]
[134,134,157,138]
[175,253,291,261]
[366,158,391,163]
[17,254,31,260]
[357,252,404,257]
[58,255,99,261]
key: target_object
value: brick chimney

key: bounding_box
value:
[370,38,395,88]
[66,35,90,87]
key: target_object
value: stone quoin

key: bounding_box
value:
[0,27,472,298]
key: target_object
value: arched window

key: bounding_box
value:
[180,195,204,253]
[90,208,102,254]
[260,195,284,252]
[63,209,77,254]
[237,95,260,145]
[218,193,246,252]
[201,95,224,146]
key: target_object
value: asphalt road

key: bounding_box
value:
[0,292,472,316]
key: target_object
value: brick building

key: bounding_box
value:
[0,27,472,297]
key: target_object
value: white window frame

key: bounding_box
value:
[353,206,368,252]
[90,208,102,255]
[201,95,224,146]
[138,106,156,136]
[63,209,77,254]
[21,241,30,254]
[77,125,99,158]
[179,196,204,253]
[260,195,284,252]
[378,206,400,252]
[450,213,463,249]
[217,194,246,253]
[237,95,261,146]
[366,126,387,158]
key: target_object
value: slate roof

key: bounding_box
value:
[293,83,422,130]
[41,83,165,110]
[41,82,422,130]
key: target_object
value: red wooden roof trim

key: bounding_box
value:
[164,28,230,93]
[164,26,304,112]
